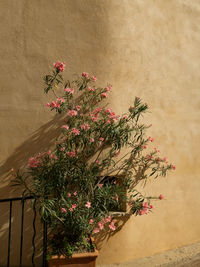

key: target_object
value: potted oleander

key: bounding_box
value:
[12,61,175,267]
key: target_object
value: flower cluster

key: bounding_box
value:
[138,202,153,215]
[93,216,116,233]
[54,61,66,72]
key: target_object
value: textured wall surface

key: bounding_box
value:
[0,0,200,266]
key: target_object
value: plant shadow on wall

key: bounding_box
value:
[1,61,175,265]
[0,98,71,265]
[0,112,67,266]
[94,212,131,252]
[0,112,65,197]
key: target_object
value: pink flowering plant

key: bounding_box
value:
[13,61,175,258]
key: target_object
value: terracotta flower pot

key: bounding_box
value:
[48,249,99,267]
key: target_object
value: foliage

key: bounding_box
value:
[12,61,175,257]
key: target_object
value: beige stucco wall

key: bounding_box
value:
[0,0,200,266]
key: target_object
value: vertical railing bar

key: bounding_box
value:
[32,199,36,267]
[7,200,12,267]
[43,220,47,267]
[19,199,25,267]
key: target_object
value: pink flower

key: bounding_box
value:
[113,180,117,185]
[80,124,86,130]
[95,160,100,165]
[99,137,104,142]
[29,157,39,168]
[47,150,51,155]
[105,216,111,223]
[98,184,103,188]
[104,108,112,114]
[50,154,58,160]
[92,117,98,122]
[109,112,116,117]
[105,85,112,92]
[91,114,98,122]
[109,221,116,231]
[50,101,60,108]
[143,207,148,214]
[138,209,145,215]
[163,157,167,162]
[54,61,62,70]
[85,202,91,208]
[93,228,100,234]
[146,154,152,160]
[72,204,77,209]
[82,72,89,78]
[54,61,66,72]
[67,193,71,197]
[88,87,95,92]
[159,194,164,200]
[69,208,73,212]
[101,93,108,98]
[149,205,153,209]
[172,164,176,170]
[148,137,154,142]
[113,116,120,123]
[68,110,78,117]
[59,62,66,72]
[86,124,90,130]
[90,138,94,143]
[57,97,65,103]
[106,120,111,124]
[64,87,74,94]
[61,124,69,130]
[98,222,104,230]
[142,145,147,149]
[109,114,120,123]
[10,168,14,172]
[73,191,77,196]
[91,76,97,81]
[61,208,67,213]
[93,107,102,114]
[89,219,94,224]
[123,115,128,119]
[142,202,149,208]
[102,217,110,224]
[149,123,152,127]
[76,105,81,111]
[46,103,50,107]
[71,128,80,135]
[66,151,76,157]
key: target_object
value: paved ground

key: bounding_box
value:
[98,242,200,267]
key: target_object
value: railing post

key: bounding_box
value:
[43,220,47,267]
[7,200,12,267]
[19,199,25,267]
[32,199,36,267]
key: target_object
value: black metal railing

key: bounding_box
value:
[0,196,47,267]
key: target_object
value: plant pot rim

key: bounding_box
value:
[50,248,99,259]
